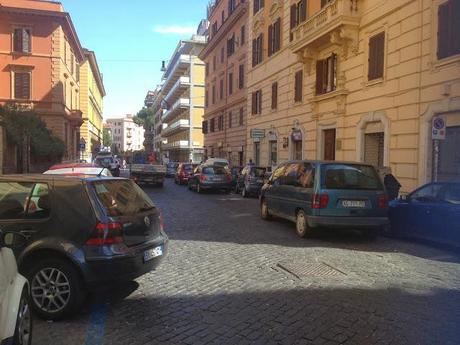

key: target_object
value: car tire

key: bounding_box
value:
[260,199,271,220]
[26,258,85,321]
[295,210,311,238]
[13,287,32,345]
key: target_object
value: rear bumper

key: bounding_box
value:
[201,182,232,190]
[132,174,165,184]
[83,234,168,286]
[307,216,389,229]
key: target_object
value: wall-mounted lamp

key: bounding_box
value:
[160,61,167,72]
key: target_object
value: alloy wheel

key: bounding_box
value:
[31,267,71,314]
[17,291,32,345]
[296,211,307,237]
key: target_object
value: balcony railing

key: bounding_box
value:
[164,76,190,104]
[161,119,190,137]
[290,0,360,53]
[162,140,190,150]
[162,55,191,94]
[162,98,190,123]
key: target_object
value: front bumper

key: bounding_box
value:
[307,216,389,229]
[83,234,168,286]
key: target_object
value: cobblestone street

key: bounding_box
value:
[34,179,460,345]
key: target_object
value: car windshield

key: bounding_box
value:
[251,167,267,177]
[95,157,113,165]
[202,166,228,175]
[92,180,155,217]
[322,164,383,190]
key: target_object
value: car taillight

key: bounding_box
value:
[200,175,207,182]
[378,195,388,208]
[86,221,124,246]
[312,194,329,209]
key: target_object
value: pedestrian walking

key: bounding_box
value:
[380,167,401,200]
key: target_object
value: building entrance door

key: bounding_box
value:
[438,125,460,181]
[364,132,384,168]
[323,129,336,161]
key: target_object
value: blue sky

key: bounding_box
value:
[61,0,209,118]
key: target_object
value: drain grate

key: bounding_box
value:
[276,262,346,279]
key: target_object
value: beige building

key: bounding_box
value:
[106,115,144,153]
[159,29,207,163]
[247,0,460,192]
[79,49,105,161]
[200,0,249,166]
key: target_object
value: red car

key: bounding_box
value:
[174,163,197,185]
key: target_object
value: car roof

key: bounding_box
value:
[48,163,99,170]
[0,174,125,183]
[278,160,377,167]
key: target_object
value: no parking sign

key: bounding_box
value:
[432,116,446,140]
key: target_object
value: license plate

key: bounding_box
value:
[143,246,163,262]
[342,200,366,208]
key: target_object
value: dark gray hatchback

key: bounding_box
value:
[0,175,168,320]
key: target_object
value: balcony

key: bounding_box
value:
[162,55,191,94]
[290,0,360,55]
[162,98,190,123]
[164,76,190,104]
[161,119,190,137]
[162,140,190,150]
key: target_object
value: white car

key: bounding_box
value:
[0,231,32,345]
[205,158,230,167]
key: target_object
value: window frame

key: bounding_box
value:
[294,70,303,103]
[368,32,385,81]
[12,27,32,54]
[252,89,263,115]
[13,70,32,100]
[315,54,337,95]
[271,82,278,110]
[437,0,460,60]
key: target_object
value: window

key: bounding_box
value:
[271,82,278,109]
[210,118,215,132]
[251,90,262,115]
[228,73,233,95]
[241,25,246,45]
[253,0,264,14]
[0,182,32,219]
[212,85,216,104]
[268,18,281,56]
[294,70,303,102]
[26,183,51,219]
[239,108,244,126]
[13,28,31,53]
[437,0,460,59]
[290,0,307,41]
[227,35,235,57]
[269,141,277,166]
[212,22,218,36]
[254,142,260,166]
[14,72,31,100]
[202,120,208,134]
[221,47,225,63]
[218,115,224,131]
[368,32,385,81]
[222,10,225,24]
[220,79,224,100]
[252,34,264,67]
[322,164,383,190]
[321,0,333,8]
[229,0,236,14]
[316,54,337,95]
[205,90,209,107]
[239,64,245,89]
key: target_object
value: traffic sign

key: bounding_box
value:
[432,116,446,140]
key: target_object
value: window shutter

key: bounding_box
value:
[22,29,30,53]
[321,0,328,8]
[13,29,23,52]
[332,54,337,91]
[290,5,297,29]
[268,24,273,56]
[295,70,303,102]
[452,0,460,56]
[260,0,264,9]
[437,3,449,59]
[252,39,257,66]
[258,90,262,114]
[271,82,278,109]
[300,0,307,22]
[15,72,30,99]
[253,0,258,14]
[316,60,323,95]
[275,18,281,52]
[259,34,264,63]
[252,92,257,114]
[376,33,385,79]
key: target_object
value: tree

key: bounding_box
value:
[133,107,155,128]
[0,104,65,172]
[103,127,113,148]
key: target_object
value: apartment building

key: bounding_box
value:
[160,29,207,163]
[0,0,86,172]
[200,0,249,166]
[247,0,460,192]
[106,115,145,153]
[79,49,105,162]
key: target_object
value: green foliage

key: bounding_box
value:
[103,127,113,147]
[133,107,155,128]
[0,104,65,158]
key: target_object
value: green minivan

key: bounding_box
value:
[260,161,389,237]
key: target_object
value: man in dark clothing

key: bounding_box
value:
[384,173,401,200]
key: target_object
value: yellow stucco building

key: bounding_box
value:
[79,49,105,161]
[247,0,460,193]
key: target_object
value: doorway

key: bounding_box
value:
[364,132,384,168]
[323,129,336,160]
[437,125,460,181]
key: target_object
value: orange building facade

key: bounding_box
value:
[0,0,85,172]
[200,0,249,166]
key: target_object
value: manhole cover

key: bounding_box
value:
[276,262,346,279]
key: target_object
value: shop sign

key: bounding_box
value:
[250,129,265,139]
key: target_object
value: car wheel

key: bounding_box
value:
[27,258,85,320]
[260,199,271,220]
[13,287,32,345]
[295,210,311,238]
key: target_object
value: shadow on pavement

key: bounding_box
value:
[95,286,460,345]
